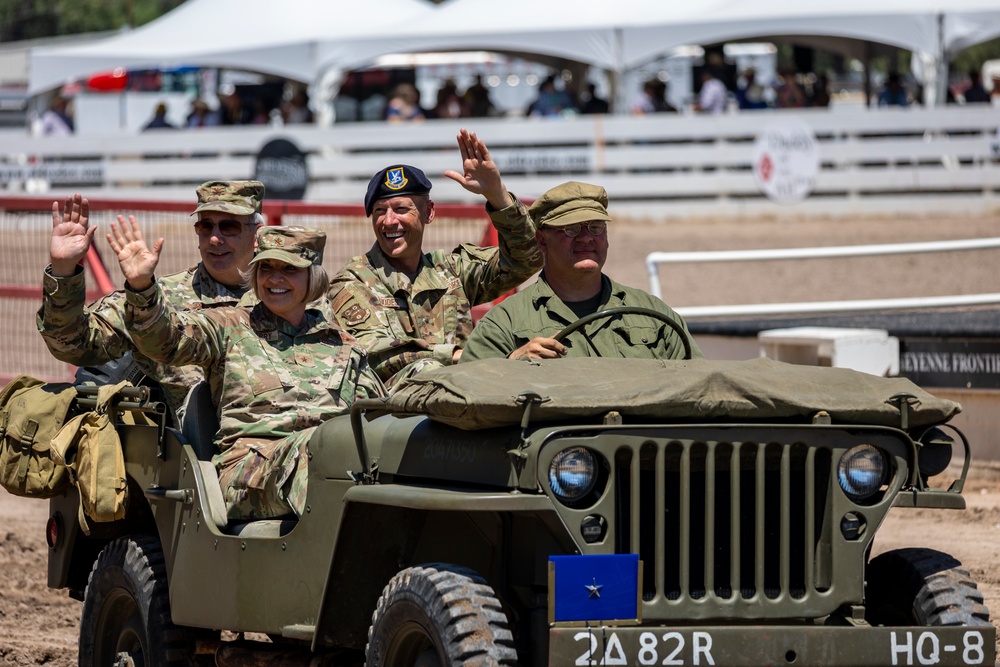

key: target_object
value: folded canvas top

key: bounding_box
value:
[375,357,959,430]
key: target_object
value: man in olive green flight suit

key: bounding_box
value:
[461,181,702,362]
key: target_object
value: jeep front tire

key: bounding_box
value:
[865,547,992,627]
[366,563,518,666]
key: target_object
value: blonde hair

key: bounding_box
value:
[243,263,329,305]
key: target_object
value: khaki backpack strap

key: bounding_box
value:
[95,381,131,416]
[16,420,39,482]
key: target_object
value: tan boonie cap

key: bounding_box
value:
[249,226,325,269]
[191,180,265,216]
[528,181,613,228]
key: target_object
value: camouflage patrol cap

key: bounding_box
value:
[249,226,325,269]
[364,164,432,217]
[191,180,265,216]
[529,181,612,228]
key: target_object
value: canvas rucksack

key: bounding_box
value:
[0,375,77,498]
[51,381,130,527]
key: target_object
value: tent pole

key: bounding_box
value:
[611,27,625,115]
[864,42,872,108]
[935,12,948,107]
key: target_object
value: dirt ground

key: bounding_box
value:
[1,210,1000,664]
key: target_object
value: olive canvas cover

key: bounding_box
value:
[377,357,959,430]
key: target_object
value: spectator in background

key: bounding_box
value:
[386,83,425,123]
[877,72,909,107]
[464,74,496,118]
[186,100,219,128]
[808,73,831,108]
[432,79,467,120]
[736,68,768,110]
[527,75,576,118]
[580,82,610,115]
[220,90,252,125]
[964,69,991,104]
[632,79,676,115]
[652,80,678,112]
[630,79,658,115]
[774,68,806,108]
[142,103,176,131]
[694,70,728,114]
[250,98,272,125]
[282,89,314,124]
[41,95,74,136]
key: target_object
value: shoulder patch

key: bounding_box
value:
[341,303,370,326]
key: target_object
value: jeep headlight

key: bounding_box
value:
[838,444,888,502]
[549,447,598,503]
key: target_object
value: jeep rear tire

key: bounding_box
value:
[79,535,197,667]
[366,563,518,667]
[865,547,992,627]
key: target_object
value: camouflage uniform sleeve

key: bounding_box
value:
[453,195,542,305]
[329,280,443,384]
[353,354,387,401]
[124,280,227,368]
[36,264,134,366]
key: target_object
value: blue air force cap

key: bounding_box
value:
[364,164,432,216]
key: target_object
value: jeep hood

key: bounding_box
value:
[372,357,959,430]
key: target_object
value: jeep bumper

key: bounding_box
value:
[548,625,997,666]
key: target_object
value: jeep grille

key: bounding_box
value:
[613,437,847,619]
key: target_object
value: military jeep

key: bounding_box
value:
[46,352,995,666]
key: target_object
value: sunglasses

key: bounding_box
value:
[549,221,607,238]
[193,218,245,237]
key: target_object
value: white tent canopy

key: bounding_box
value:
[28,0,439,94]
[30,0,1000,100]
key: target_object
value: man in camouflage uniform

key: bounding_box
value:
[37,182,264,415]
[461,181,703,361]
[111,220,382,520]
[329,128,543,388]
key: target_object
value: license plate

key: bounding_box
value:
[548,626,996,666]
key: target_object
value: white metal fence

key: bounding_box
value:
[649,237,1000,318]
[1,106,998,219]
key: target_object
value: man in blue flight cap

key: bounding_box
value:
[329,128,542,388]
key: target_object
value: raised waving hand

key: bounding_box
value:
[106,215,164,292]
[50,193,97,277]
[443,128,511,210]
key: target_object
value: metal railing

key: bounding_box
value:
[647,237,1000,318]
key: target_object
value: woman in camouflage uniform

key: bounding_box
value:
[109,217,383,520]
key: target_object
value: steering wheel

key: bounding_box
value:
[552,306,693,360]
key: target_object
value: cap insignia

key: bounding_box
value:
[385,168,408,191]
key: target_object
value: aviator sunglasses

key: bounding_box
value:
[193,218,245,237]
[550,220,607,238]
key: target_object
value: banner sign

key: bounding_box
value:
[0,163,104,184]
[254,138,308,200]
[753,117,819,204]
[899,340,1000,389]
